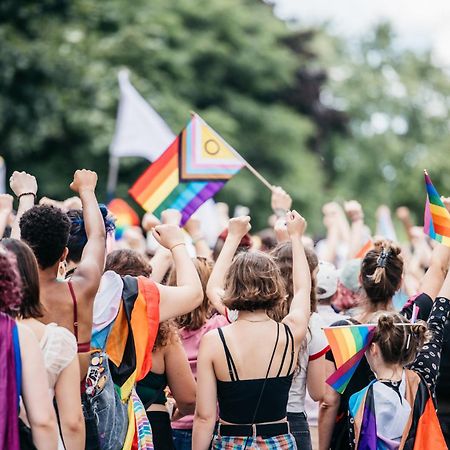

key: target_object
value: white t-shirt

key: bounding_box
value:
[287,313,329,413]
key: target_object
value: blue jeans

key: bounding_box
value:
[82,352,128,450]
[172,428,192,450]
[287,412,312,450]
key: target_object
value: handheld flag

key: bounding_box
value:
[424,171,450,246]
[354,239,374,259]
[129,114,244,225]
[324,325,376,393]
[107,198,140,240]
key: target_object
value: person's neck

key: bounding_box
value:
[359,299,394,322]
[237,310,270,322]
[374,363,403,382]
[38,264,61,284]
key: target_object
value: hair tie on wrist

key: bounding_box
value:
[170,243,185,252]
[18,192,36,200]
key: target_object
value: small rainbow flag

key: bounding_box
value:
[424,171,450,247]
[129,114,244,225]
[108,198,140,240]
[324,325,376,393]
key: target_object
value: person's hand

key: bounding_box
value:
[396,206,410,221]
[0,194,13,214]
[442,197,450,213]
[344,200,364,222]
[70,169,97,193]
[9,171,38,198]
[271,186,292,215]
[228,216,251,240]
[286,210,307,237]
[142,212,161,233]
[274,217,289,243]
[184,216,202,237]
[39,197,65,210]
[152,224,185,250]
[161,209,182,226]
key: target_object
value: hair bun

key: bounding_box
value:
[377,314,395,333]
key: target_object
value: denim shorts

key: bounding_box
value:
[81,352,128,450]
[172,428,192,450]
[287,412,312,450]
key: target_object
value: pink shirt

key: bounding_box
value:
[172,314,228,430]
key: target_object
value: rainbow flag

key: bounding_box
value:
[129,114,244,225]
[324,325,376,394]
[424,171,450,246]
[108,198,140,240]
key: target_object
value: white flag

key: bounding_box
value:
[110,70,175,161]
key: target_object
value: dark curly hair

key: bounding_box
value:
[2,239,42,319]
[222,250,286,312]
[67,205,116,264]
[0,248,23,317]
[20,205,71,269]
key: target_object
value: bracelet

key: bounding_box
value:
[170,242,186,252]
[18,192,36,200]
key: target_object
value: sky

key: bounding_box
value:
[274,0,450,66]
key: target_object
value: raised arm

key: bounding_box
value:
[0,194,13,238]
[153,224,203,322]
[9,171,38,239]
[282,211,311,344]
[18,324,58,450]
[69,170,106,298]
[345,200,370,258]
[206,216,251,316]
[184,216,212,259]
[419,243,450,299]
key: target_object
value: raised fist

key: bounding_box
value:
[271,186,292,214]
[228,216,251,239]
[0,194,13,214]
[161,209,182,226]
[286,210,307,237]
[10,171,37,197]
[70,169,97,193]
[152,224,185,250]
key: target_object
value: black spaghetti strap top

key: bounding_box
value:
[216,322,295,424]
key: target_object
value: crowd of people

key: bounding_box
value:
[1,168,450,450]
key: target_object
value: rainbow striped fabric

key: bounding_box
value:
[107,198,140,240]
[424,171,450,246]
[324,325,376,394]
[129,114,244,225]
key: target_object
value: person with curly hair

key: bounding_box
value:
[2,238,84,450]
[0,247,58,450]
[11,170,106,385]
[105,249,196,450]
[194,212,311,450]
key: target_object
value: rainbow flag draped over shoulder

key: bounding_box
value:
[129,114,244,225]
[424,171,450,246]
[324,325,376,394]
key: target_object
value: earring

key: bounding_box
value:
[57,261,67,281]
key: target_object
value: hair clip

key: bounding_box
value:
[376,250,390,268]
[406,333,411,350]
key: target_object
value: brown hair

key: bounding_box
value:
[222,250,286,312]
[269,242,318,321]
[105,249,152,277]
[360,240,403,306]
[2,238,42,319]
[169,257,214,331]
[371,312,430,366]
[105,249,178,347]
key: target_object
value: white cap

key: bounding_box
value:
[317,261,339,300]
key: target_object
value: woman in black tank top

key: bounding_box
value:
[193,212,312,450]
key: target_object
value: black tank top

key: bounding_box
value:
[216,322,295,424]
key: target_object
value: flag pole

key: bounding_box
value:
[106,154,120,202]
[191,111,274,192]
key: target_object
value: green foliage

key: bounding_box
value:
[1,3,450,234]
